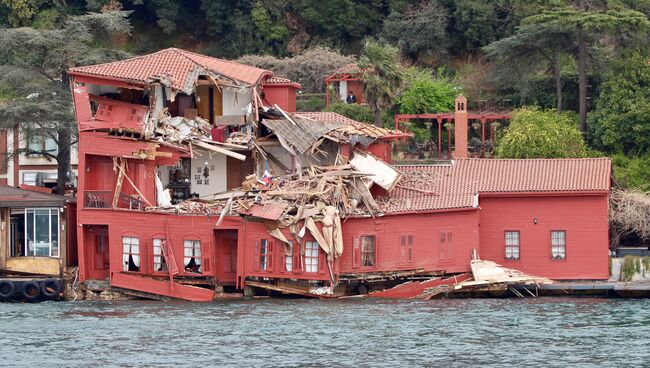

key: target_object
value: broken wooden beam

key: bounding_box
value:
[193,141,246,161]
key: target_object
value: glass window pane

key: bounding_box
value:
[26,210,34,256]
[51,210,59,257]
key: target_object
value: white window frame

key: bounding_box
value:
[551,231,566,260]
[153,238,168,272]
[122,236,141,272]
[504,231,520,260]
[304,241,319,273]
[183,239,202,273]
[24,208,59,257]
[285,241,293,272]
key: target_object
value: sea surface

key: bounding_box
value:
[0,297,649,367]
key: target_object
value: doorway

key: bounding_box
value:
[214,229,238,285]
[84,225,109,280]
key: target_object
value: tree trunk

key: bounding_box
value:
[577,28,588,132]
[56,127,71,195]
[373,107,382,128]
[553,51,563,112]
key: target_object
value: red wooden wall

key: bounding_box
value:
[478,194,610,280]
[263,85,297,112]
[346,80,364,104]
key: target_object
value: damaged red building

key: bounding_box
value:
[69,49,612,301]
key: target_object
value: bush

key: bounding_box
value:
[495,107,588,158]
[612,154,650,191]
[296,96,326,112]
[396,67,459,114]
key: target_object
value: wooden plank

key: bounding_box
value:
[111,272,214,302]
[112,158,125,209]
[193,141,246,161]
[215,115,246,126]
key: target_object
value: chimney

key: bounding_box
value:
[454,95,468,159]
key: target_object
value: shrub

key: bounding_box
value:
[396,67,459,115]
[612,154,650,191]
[296,96,326,112]
[495,107,588,158]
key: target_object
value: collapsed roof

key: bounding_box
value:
[69,48,272,93]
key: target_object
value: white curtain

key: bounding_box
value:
[122,237,140,270]
[131,239,140,267]
[194,241,202,266]
[183,240,193,267]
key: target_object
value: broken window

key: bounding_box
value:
[361,236,376,267]
[183,240,202,274]
[285,241,293,272]
[153,238,168,272]
[304,241,319,273]
[551,231,566,260]
[122,236,140,272]
[505,231,520,260]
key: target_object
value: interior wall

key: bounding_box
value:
[222,90,251,116]
[190,151,227,198]
[338,81,348,101]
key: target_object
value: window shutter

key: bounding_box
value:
[352,236,360,269]
[408,235,414,263]
[447,232,453,260]
[278,242,285,274]
[293,242,301,273]
[253,240,260,272]
[267,241,274,272]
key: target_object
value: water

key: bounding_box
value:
[0,298,649,367]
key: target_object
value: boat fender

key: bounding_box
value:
[21,281,41,302]
[0,280,15,300]
[40,279,61,299]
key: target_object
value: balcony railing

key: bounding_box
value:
[84,190,146,210]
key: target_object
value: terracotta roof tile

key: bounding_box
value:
[69,48,272,91]
[382,158,611,214]
[263,77,301,88]
[296,112,411,140]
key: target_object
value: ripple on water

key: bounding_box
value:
[0,297,649,367]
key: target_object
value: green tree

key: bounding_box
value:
[382,1,449,62]
[523,1,649,132]
[0,11,131,193]
[495,107,588,158]
[589,52,650,155]
[359,40,403,127]
[396,67,458,115]
[483,22,574,111]
[612,154,650,191]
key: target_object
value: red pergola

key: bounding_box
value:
[394,112,511,159]
[324,63,362,107]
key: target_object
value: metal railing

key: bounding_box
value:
[84,190,146,210]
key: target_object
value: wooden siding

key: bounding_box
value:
[478,195,610,280]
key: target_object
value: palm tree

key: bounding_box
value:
[359,40,403,127]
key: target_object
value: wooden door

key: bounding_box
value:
[214,230,238,285]
[226,153,254,190]
[85,225,109,280]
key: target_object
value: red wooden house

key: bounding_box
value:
[69,49,612,301]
